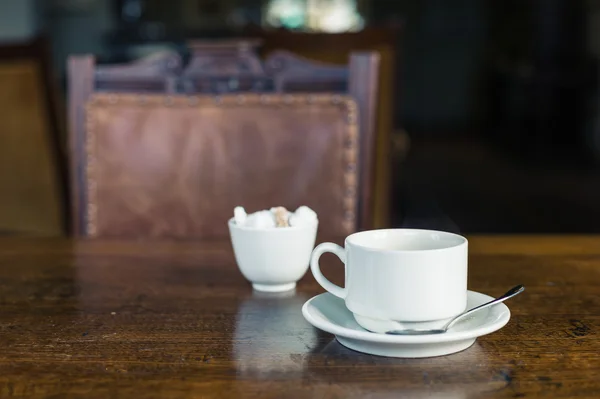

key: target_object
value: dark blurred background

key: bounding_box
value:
[2,0,600,234]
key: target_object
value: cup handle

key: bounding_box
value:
[310,242,346,299]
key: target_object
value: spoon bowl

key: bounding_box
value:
[386,285,525,336]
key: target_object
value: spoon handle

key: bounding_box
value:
[444,284,525,330]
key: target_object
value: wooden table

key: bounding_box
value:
[1,236,600,398]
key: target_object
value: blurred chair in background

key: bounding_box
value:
[68,47,379,238]
[0,37,68,236]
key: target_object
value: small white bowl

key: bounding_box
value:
[228,218,318,292]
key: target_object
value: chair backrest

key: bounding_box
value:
[68,44,379,237]
[0,37,68,236]
[79,93,359,238]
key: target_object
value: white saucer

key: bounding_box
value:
[301,290,511,358]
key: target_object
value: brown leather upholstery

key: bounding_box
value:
[83,93,359,239]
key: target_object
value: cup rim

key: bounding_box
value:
[228,217,318,232]
[345,228,467,253]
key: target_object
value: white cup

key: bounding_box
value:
[229,218,318,292]
[310,228,468,333]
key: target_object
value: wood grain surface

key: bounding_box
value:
[0,236,599,398]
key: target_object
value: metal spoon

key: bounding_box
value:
[386,284,525,336]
